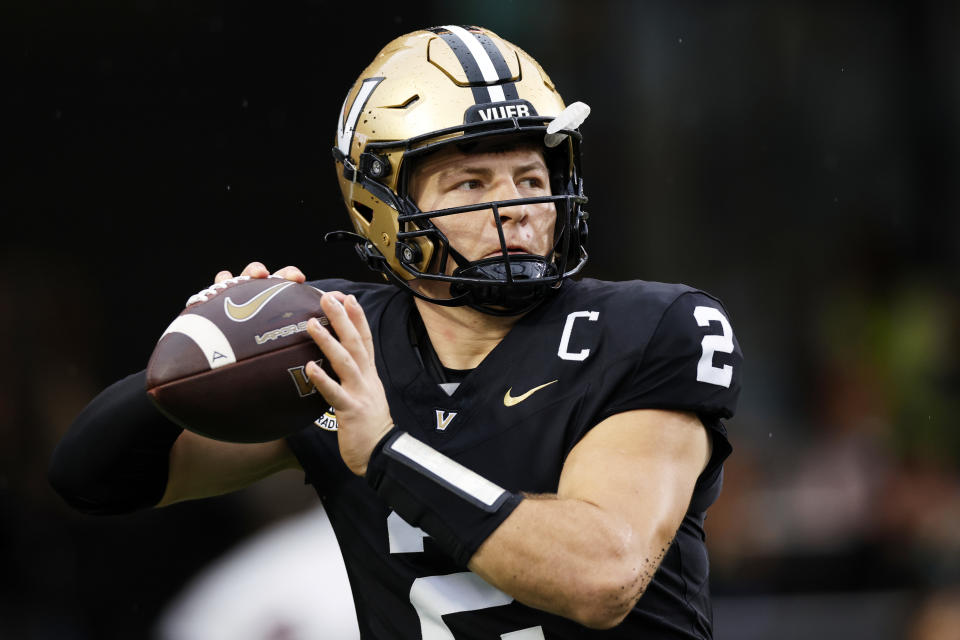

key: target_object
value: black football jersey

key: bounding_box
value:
[286,277,742,639]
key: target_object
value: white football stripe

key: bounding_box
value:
[388,433,506,507]
[161,314,237,369]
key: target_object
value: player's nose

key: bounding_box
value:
[487,179,529,225]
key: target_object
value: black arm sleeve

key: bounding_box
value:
[48,370,183,515]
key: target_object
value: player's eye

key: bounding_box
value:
[518,177,545,190]
[455,179,482,191]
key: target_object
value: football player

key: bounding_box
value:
[50,26,742,638]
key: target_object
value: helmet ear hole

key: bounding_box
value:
[353,202,374,224]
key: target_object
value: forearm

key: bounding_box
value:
[48,370,183,514]
[469,495,659,629]
[158,430,300,506]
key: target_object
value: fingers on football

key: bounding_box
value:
[345,295,374,358]
[239,261,270,279]
[216,261,269,284]
[305,359,345,407]
[272,265,306,283]
[320,293,370,370]
[307,314,362,387]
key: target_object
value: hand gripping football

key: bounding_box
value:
[146,276,337,442]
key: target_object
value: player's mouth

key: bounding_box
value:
[482,247,535,259]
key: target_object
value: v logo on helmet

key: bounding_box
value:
[224,282,294,322]
[336,77,383,157]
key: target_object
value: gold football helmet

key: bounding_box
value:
[328,25,589,314]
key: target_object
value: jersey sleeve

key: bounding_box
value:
[48,370,184,514]
[605,290,743,421]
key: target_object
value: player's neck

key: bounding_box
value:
[413,297,522,371]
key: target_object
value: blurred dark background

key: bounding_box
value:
[3,1,959,638]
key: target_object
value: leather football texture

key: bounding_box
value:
[146,276,336,442]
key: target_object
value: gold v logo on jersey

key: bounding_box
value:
[435,410,457,431]
[224,281,294,322]
[503,380,558,407]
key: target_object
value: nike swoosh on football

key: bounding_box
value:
[503,380,558,407]
[224,281,294,322]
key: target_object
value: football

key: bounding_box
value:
[146,276,337,443]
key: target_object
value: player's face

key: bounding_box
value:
[409,145,556,275]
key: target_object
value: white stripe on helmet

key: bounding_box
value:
[443,25,506,103]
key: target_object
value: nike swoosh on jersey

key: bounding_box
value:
[503,380,558,407]
[223,281,294,322]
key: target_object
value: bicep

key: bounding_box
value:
[558,409,711,547]
[468,409,712,627]
[158,430,301,507]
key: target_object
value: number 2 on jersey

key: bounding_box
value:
[693,306,734,388]
[387,513,545,639]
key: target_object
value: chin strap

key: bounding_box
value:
[449,255,558,316]
[325,231,552,313]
